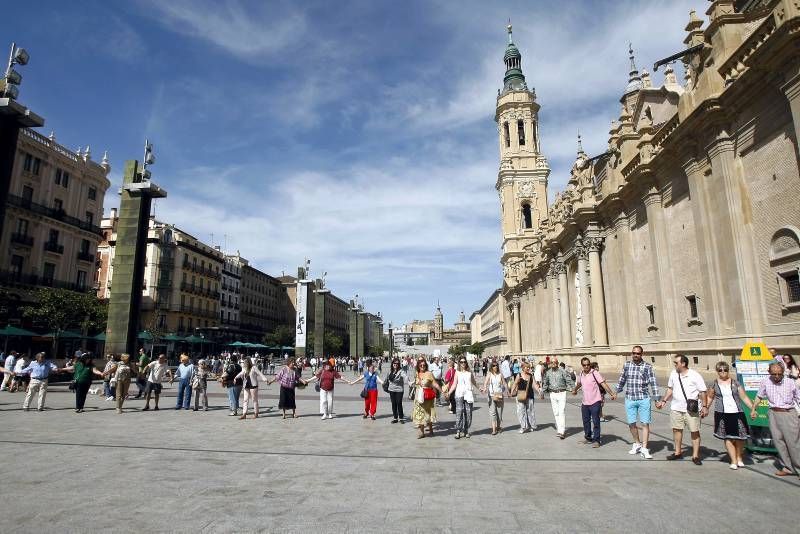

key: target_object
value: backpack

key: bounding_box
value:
[115,364,131,383]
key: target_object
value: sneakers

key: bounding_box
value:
[455,432,462,439]
[519,429,526,434]
[321,414,327,420]
[729,464,738,470]
[592,442,601,448]
[640,448,653,460]
[737,461,745,467]
[629,443,642,455]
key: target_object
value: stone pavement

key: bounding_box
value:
[0,377,798,533]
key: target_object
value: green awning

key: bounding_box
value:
[137,331,154,341]
[183,335,209,344]
[0,325,38,337]
[229,341,248,347]
[162,334,184,342]
[93,332,106,341]
[41,330,83,339]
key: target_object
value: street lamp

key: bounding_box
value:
[1,43,30,100]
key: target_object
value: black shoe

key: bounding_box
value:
[370,416,376,420]
[400,419,405,424]
[153,407,159,411]
[362,414,368,419]
[692,457,702,466]
[666,453,684,461]
[142,406,150,411]
[391,419,398,424]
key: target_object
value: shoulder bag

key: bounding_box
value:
[516,375,529,403]
[677,373,699,414]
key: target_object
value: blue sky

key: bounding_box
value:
[2,0,700,328]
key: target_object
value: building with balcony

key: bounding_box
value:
[1,128,110,298]
[220,252,243,327]
[98,214,223,336]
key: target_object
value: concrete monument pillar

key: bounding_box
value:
[313,283,329,359]
[512,296,522,353]
[550,265,562,348]
[576,242,592,346]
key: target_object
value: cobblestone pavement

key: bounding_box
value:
[0,378,798,533]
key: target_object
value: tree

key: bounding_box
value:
[324,331,344,355]
[263,325,295,347]
[21,287,107,354]
[448,340,470,358]
[469,341,486,358]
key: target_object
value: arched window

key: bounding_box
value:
[522,204,532,229]
[770,227,800,310]
[503,122,510,148]
[517,119,526,146]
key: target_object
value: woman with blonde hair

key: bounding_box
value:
[706,360,754,469]
[172,354,195,410]
[112,354,133,414]
[411,358,441,438]
[511,360,541,434]
[234,357,269,420]
[481,360,508,435]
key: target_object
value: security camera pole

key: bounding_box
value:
[0,43,44,239]
[105,140,167,356]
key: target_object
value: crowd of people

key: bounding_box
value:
[1,345,799,477]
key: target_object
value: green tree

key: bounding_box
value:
[263,324,295,347]
[469,341,486,358]
[324,331,344,355]
[448,340,470,358]
[21,287,107,354]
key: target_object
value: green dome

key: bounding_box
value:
[504,44,521,62]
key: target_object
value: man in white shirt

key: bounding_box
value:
[142,354,173,411]
[1,351,16,391]
[429,357,443,405]
[656,354,708,465]
[500,356,513,389]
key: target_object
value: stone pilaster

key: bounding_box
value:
[549,264,562,348]
[575,241,592,346]
[642,187,676,339]
[587,237,608,346]
[512,296,522,353]
[556,261,571,348]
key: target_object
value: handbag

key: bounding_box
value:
[382,372,392,393]
[360,387,368,399]
[677,373,699,413]
[423,387,436,401]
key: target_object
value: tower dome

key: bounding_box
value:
[502,23,527,93]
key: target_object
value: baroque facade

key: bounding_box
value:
[1,129,110,299]
[494,2,800,370]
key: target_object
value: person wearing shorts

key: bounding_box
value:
[656,354,708,465]
[142,355,172,411]
[616,346,658,459]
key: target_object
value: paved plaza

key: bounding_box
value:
[1,377,798,533]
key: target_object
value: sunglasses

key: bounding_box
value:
[717,369,729,373]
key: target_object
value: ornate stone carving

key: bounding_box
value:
[516,180,535,199]
[574,240,588,260]
[586,237,603,253]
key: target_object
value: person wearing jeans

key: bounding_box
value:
[172,354,195,410]
[351,360,384,420]
[384,358,408,423]
[540,358,575,439]
[453,358,478,439]
[222,358,242,416]
[572,357,617,447]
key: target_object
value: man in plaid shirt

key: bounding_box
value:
[616,345,658,459]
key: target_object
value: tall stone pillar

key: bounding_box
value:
[550,265,561,348]
[356,313,365,360]
[587,237,608,346]
[106,160,166,356]
[576,243,592,346]
[348,301,357,359]
[512,296,522,353]
[313,286,328,358]
[557,262,571,348]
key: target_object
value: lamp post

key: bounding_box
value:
[1,42,43,240]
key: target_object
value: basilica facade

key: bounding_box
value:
[477,1,800,370]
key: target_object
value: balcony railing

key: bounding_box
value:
[77,251,94,262]
[0,269,92,293]
[11,233,33,246]
[7,193,102,235]
[44,241,64,254]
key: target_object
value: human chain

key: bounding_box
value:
[2,346,799,478]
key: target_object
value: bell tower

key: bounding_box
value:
[496,23,550,285]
